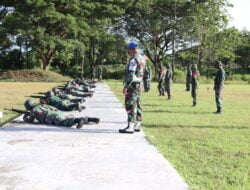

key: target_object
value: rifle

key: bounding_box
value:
[4,108,30,115]
[36,92,46,95]
[26,95,45,99]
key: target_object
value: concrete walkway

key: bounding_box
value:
[0,83,188,190]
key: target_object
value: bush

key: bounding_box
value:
[102,64,125,80]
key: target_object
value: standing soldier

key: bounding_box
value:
[191,64,200,106]
[186,64,192,91]
[214,61,225,114]
[158,65,166,96]
[164,64,173,100]
[143,66,151,92]
[119,42,144,134]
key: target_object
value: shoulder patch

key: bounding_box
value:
[129,58,137,71]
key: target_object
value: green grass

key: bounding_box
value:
[0,69,71,82]
[107,80,250,190]
[0,82,61,125]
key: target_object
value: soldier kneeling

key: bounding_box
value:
[23,100,100,129]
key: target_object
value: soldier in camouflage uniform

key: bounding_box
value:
[119,42,144,134]
[23,100,100,129]
[186,65,192,91]
[191,64,200,106]
[143,66,151,92]
[164,64,173,100]
[158,65,166,96]
[40,92,85,112]
[52,88,85,103]
[66,89,93,98]
[214,61,225,114]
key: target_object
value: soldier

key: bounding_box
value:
[186,64,192,91]
[40,92,85,112]
[214,61,225,114]
[66,88,93,98]
[191,64,200,106]
[143,66,151,92]
[158,65,166,96]
[164,64,173,100]
[23,100,100,129]
[119,42,144,134]
[52,88,85,103]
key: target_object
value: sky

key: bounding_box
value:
[228,0,250,30]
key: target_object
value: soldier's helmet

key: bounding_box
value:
[166,64,171,69]
[46,91,54,98]
[24,100,36,110]
[192,64,197,70]
[215,60,223,67]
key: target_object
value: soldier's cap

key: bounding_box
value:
[192,64,197,69]
[215,60,223,66]
[128,42,138,49]
[24,100,36,110]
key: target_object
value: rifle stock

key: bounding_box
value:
[4,108,30,115]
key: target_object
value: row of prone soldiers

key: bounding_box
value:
[147,61,225,113]
[10,78,100,129]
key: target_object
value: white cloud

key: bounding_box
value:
[228,0,250,30]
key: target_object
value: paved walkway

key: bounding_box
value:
[0,83,188,190]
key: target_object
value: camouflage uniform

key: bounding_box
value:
[164,65,173,100]
[45,96,79,111]
[68,89,93,98]
[214,61,225,113]
[23,100,99,128]
[124,53,144,123]
[24,104,76,127]
[191,65,200,106]
[186,66,192,91]
[143,66,151,92]
[158,67,166,96]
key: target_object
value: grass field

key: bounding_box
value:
[0,82,61,125]
[107,80,250,190]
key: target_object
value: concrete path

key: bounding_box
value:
[0,83,188,190]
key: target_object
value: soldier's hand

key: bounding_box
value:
[123,87,127,95]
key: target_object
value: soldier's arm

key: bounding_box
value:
[23,113,35,123]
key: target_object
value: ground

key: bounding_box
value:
[0,82,61,125]
[107,80,250,190]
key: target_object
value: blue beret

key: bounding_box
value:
[128,42,138,49]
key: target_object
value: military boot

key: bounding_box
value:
[192,101,197,107]
[88,117,100,124]
[119,122,134,134]
[214,107,223,114]
[134,121,141,132]
[75,117,88,129]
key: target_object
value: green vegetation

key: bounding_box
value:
[0,70,71,82]
[1,1,249,79]
[107,80,250,190]
[0,82,61,126]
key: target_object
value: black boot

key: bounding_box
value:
[88,117,100,124]
[192,101,197,107]
[119,122,134,134]
[75,117,88,129]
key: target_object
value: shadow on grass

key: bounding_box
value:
[144,110,211,115]
[143,124,249,130]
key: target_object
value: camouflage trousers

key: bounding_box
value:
[191,83,198,104]
[125,89,142,123]
[45,112,76,127]
[215,89,223,110]
[70,91,91,97]
[60,101,77,111]
[143,79,150,92]
[158,81,165,96]
[186,81,191,91]
[165,81,172,98]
